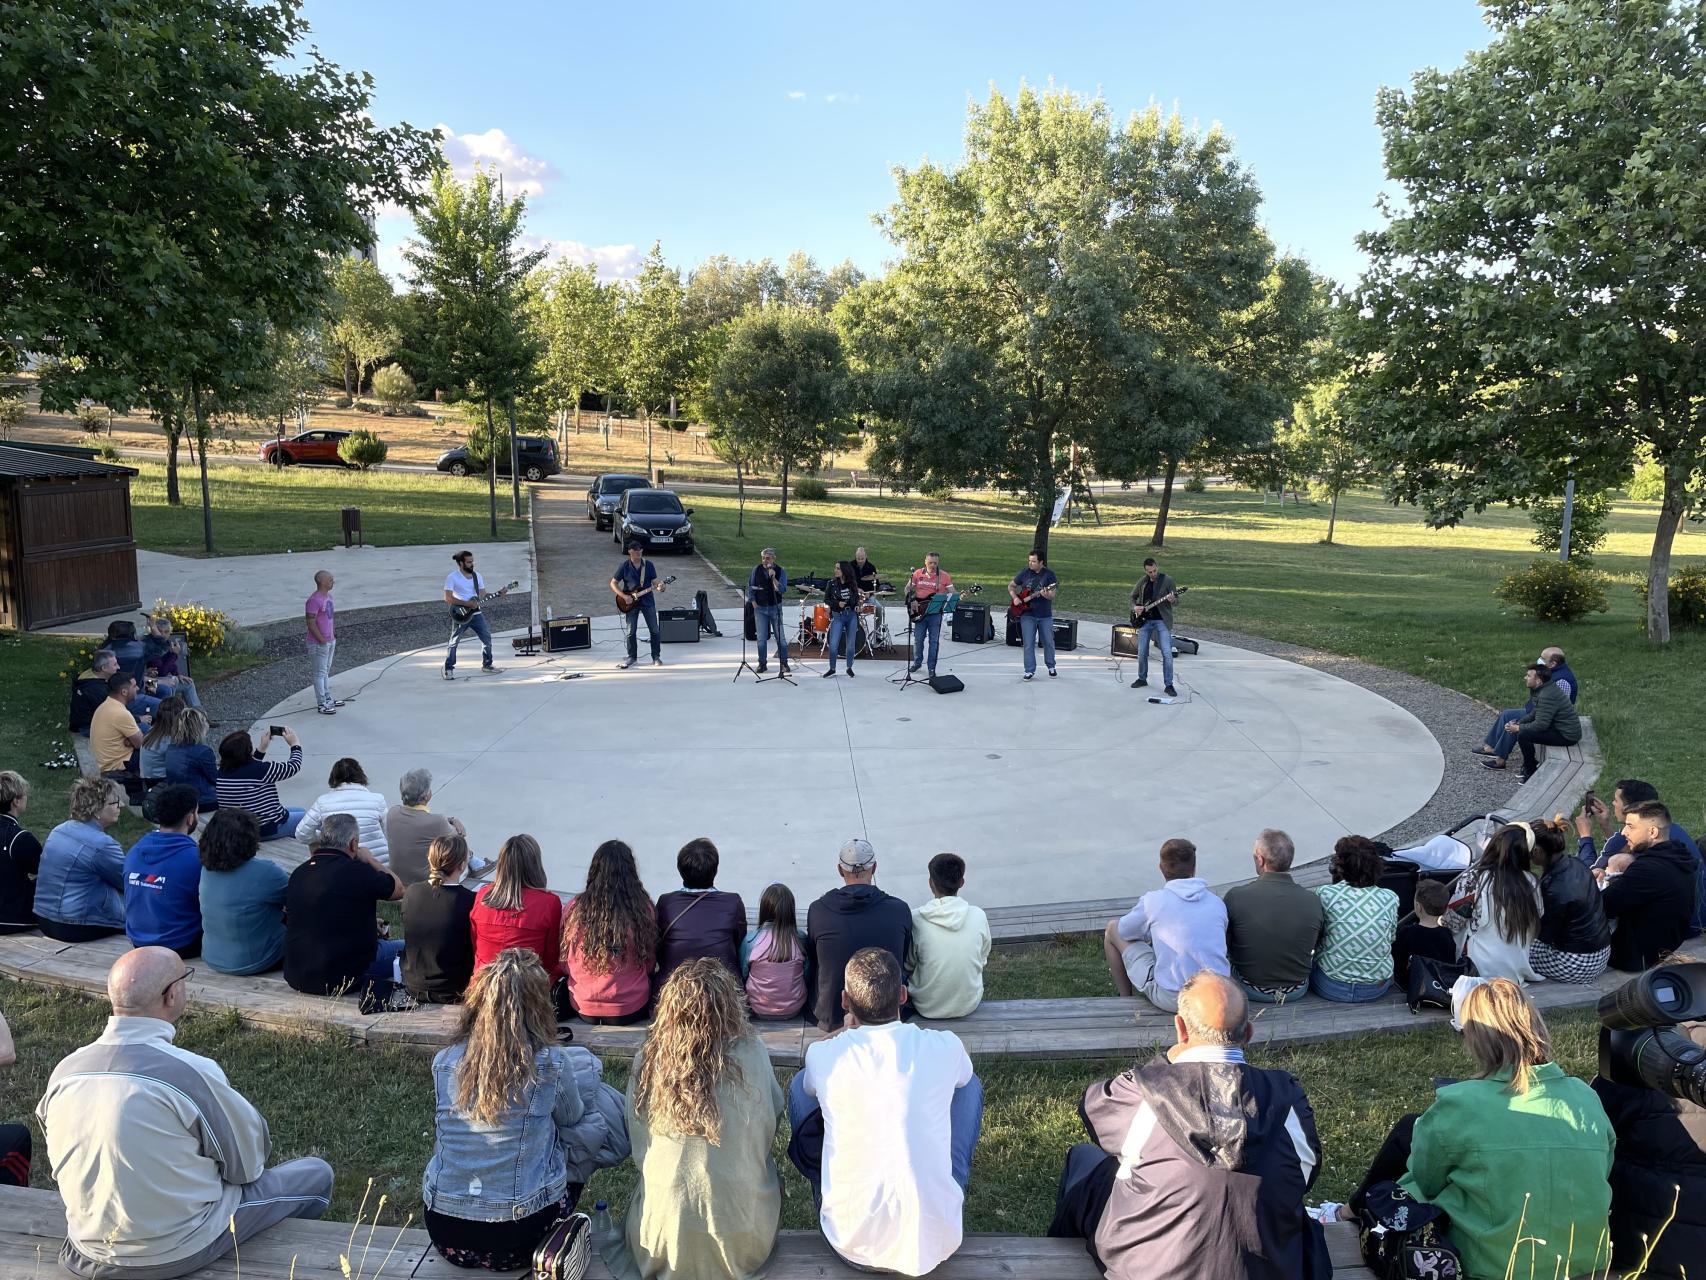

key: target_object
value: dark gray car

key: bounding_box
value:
[587,472,651,529]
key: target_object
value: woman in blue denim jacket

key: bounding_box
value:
[422,948,629,1270]
[33,777,127,942]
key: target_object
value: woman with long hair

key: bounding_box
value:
[162,705,218,810]
[403,835,478,1002]
[1310,835,1400,1002]
[562,840,657,1024]
[1527,817,1610,981]
[1345,980,1613,1280]
[741,883,808,1019]
[1451,823,1544,984]
[138,694,185,783]
[624,958,785,1280]
[422,948,628,1271]
[469,834,562,980]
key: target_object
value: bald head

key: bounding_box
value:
[314,570,333,589]
[108,946,191,1022]
[1174,971,1250,1049]
[1541,646,1564,667]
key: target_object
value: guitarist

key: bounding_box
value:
[612,541,667,669]
[442,550,502,679]
[1129,557,1178,697]
[1008,550,1059,681]
[746,547,791,677]
[906,551,956,679]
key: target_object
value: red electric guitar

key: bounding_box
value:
[1008,577,1058,620]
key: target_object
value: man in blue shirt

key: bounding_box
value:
[611,542,665,669]
[1008,550,1060,680]
[747,547,791,676]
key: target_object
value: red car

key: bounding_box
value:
[259,429,352,467]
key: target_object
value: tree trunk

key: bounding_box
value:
[1150,455,1179,547]
[163,410,182,507]
[191,379,214,555]
[507,393,521,519]
[343,354,354,401]
[1645,466,1689,645]
[736,457,746,537]
[645,413,654,480]
[1031,499,1052,562]
[1326,489,1339,545]
[779,456,791,516]
[484,395,498,538]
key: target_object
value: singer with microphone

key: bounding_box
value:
[748,548,792,677]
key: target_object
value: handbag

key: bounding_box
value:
[531,1210,592,1280]
[1357,1182,1463,1280]
[1406,954,1468,1013]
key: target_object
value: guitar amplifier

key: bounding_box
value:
[1007,616,1078,650]
[658,608,700,644]
[544,616,591,652]
[950,601,995,643]
[1111,624,1141,657]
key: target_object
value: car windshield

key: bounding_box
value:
[601,477,647,495]
[627,493,682,514]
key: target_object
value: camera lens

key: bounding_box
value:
[1615,1027,1706,1108]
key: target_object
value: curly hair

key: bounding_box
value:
[69,777,124,823]
[198,808,262,872]
[563,840,656,975]
[453,949,558,1126]
[632,958,749,1143]
[1330,835,1386,888]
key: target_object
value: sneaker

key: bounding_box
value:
[1023,672,1035,681]
[757,663,769,674]
[1480,758,1506,771]
[385,988,417,1013]
[442,669,455,681]
[907,663,921,674]
[618,657,635,670]
[1131,677,1148,689]
[480,665,502,675]
[927,668,936,679]
[652,657,662,667]
[1164,685,1177,697]
[328,699,348,708]
[823,668,837,678]
[316,704,338,715]
[1048,668,1057,678]
[846,669,855,679]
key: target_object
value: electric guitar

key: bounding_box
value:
[1008,577,1059,620]
[1130,584,1188,625]
[451,580,520,623]
[613,574,677,614]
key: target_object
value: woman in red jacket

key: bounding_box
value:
[469,835,563,981]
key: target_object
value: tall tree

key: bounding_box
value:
[0,0,438,545]
[1279,373,1366,545]
[779,251,828,310]
[326,257,400,401]
[685,255,779,331]
[620,244,696,480]
[406,168,545,528]
[707,309,851,515]
[818,259,867,312]
[1345,0,1706,644]
[530,261,617,442]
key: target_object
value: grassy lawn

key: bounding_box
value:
[128,460,529,556]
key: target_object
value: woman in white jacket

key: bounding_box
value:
[295,757,391,862]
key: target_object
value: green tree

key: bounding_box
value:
[327,257,401,401]
[1344,0,1706,645]
[779,251,828,310]
[0,0,439,544]
[684,255,779,331]
[1279,373,1365,545]
[620,244,697,479]
[405,168,545,529]
[530,261,618,441]
[708,310,851,515]
[246,324,326,437]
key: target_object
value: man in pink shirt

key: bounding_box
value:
[305,570,343,716]
[906,553,956,678]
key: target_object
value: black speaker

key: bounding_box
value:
[1052,618,1078,651]
[743,600,757,642]
[1111,624,1140,657]
[544,616,591,652]
[950,601,994,643]
[658,608,700,643]
[1004,614,1023,647]
[928,674,965,694]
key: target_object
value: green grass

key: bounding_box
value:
[129,461,529,556]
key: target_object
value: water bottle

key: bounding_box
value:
[545,605,553,622]
[590,1199,625,1270]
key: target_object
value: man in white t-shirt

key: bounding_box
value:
[441,549,501,679]
[786,947,983,1276]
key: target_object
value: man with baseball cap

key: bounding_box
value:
[805,838,913,1031]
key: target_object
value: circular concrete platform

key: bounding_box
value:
[260,609,1442,909]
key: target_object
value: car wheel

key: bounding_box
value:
[275,451,294,466]
[449,462,468,477]
[524,465,544,482]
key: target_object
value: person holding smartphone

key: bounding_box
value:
[215,727,305,841]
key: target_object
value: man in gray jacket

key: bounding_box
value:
[37,947,334,1278]
[1494,663,1581,781]
[1129,558,1180,696]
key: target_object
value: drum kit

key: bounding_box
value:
[794,579,897,657]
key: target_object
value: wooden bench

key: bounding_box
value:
[1494,715,1601,823]
[0,1184,1378,1278]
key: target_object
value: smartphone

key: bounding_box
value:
[269,725,287,738]
[1583,790,1600,816]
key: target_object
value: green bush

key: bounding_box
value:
[1635,561,1706,630]
[1628,461,1665,502]
[371,363,417,414]
[1529,488,1612,565]
[1494,558,1610,623]
[1184,471,1207,494]
[337,429,388,471]
[94,441,122,463]
[793,476,830,501]
[75,401,107,433]
[0,395,24,439]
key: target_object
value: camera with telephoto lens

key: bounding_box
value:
[1597,963,1706,1106]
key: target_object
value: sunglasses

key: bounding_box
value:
[162,967,195,1000]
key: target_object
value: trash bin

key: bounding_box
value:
[340,506,363,548]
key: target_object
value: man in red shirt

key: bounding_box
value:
[907,553,956,678]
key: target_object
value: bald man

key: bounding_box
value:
[306,568,343,715]
[37,947,334,1278]
[1048,971,1328,1280]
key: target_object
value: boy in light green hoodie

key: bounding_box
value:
[908,853,993,1018]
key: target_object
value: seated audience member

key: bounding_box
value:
[624,959,785,1280]
[197,809,288,976]
[655,837,747,986]
[123,784,204,958]
[0,1010,31,1187]
[787,948,982,1276]
[1102,838,1230,1012]
[1475,645,1578,761]
[1593,1019,1706,1279]
[0,770,44,935]
[91,671,149,780]
[386,768,486,886]
[104,619,148,681]
[1449,823,1544,984]
[806,839,913,1032]
[34,778,127,942]
[563,840,657,1024]
[295,757,390,862]
[162,705,218,811]
[1050,971,1327,1280]
[422,949,628,1271]
[1345,979,1613,1280]
[1310,835,1400,1002]
[138,694,184,786]
[470,834,564,982]
[908,853,993,1019]
[142,614,200,708]
[69,649,161,735]
[1577,778,1704,936]
[1527,817,1611,981]
[216,728,305,841]
[403,835,478,1003]
[1483,662,1581,780]
[37,946,334,1277]
[282,813,404,1001]
[742,883,809,1020]
[1602,801,1696,972]
[1391,879,1457,989]
[1222,829,1324,1003]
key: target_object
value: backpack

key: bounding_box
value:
[694,588,722,636]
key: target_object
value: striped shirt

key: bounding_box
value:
[215,745,302,828]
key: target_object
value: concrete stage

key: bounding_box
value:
[260,609,1442,910]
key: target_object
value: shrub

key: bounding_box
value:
[793,476,830,501]
[371,363,417,414]
[149,599,232,656]
[1184,471,1207,494]
[1635,561,1706,630]
[338,429,388,471]
[1493,558,1610,623]
[1529,488,1611,564]
[94,441,122,463]
[1628,461,1665,502]
[75,401,107,433]
[0,395,24,439]
[332,395,353,409]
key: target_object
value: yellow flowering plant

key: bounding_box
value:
[149,600,233,657]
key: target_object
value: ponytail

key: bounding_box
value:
[427,834,470,887]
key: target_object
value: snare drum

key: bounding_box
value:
[812,604,831,632]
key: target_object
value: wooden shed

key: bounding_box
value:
[0,444,140,630]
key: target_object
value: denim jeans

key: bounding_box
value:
[786,1068,982,1199]
[446,611,494,671]
[1309,964,1392,1003]
[1019,613,1056,676]
[308,639,336,708]
[754,603,787,668]
[624,595,661,662]
[152,677,201,710]
[365,938,405,987]
[1137,619,1173,686]
[259,805,308,842]
[127,691,163,721]
[911,612,943,672]
[827,611,857,670]
[1481,706,1526,758]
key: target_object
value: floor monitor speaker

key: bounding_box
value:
[928,674,965,694]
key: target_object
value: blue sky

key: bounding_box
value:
[298,1,1495,287]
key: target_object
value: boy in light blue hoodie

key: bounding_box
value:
[1102,837,1230,1011]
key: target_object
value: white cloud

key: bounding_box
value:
[786,90,807,100]
[521,234,644,282]
[824,92,861,105]
[436,123,553,197]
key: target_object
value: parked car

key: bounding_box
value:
[260,429,353,467]
[435,435,561,481]
[614,488,694,553]
[586,473,651,529]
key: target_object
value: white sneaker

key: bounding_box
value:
[442,669,455,681]
[480,665,502,675]
[617,657,635,670]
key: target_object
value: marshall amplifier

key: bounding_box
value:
[544,616,592,652]
[658,608,701,643]
[1111,624,1141,657]
[950,600,995,643]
